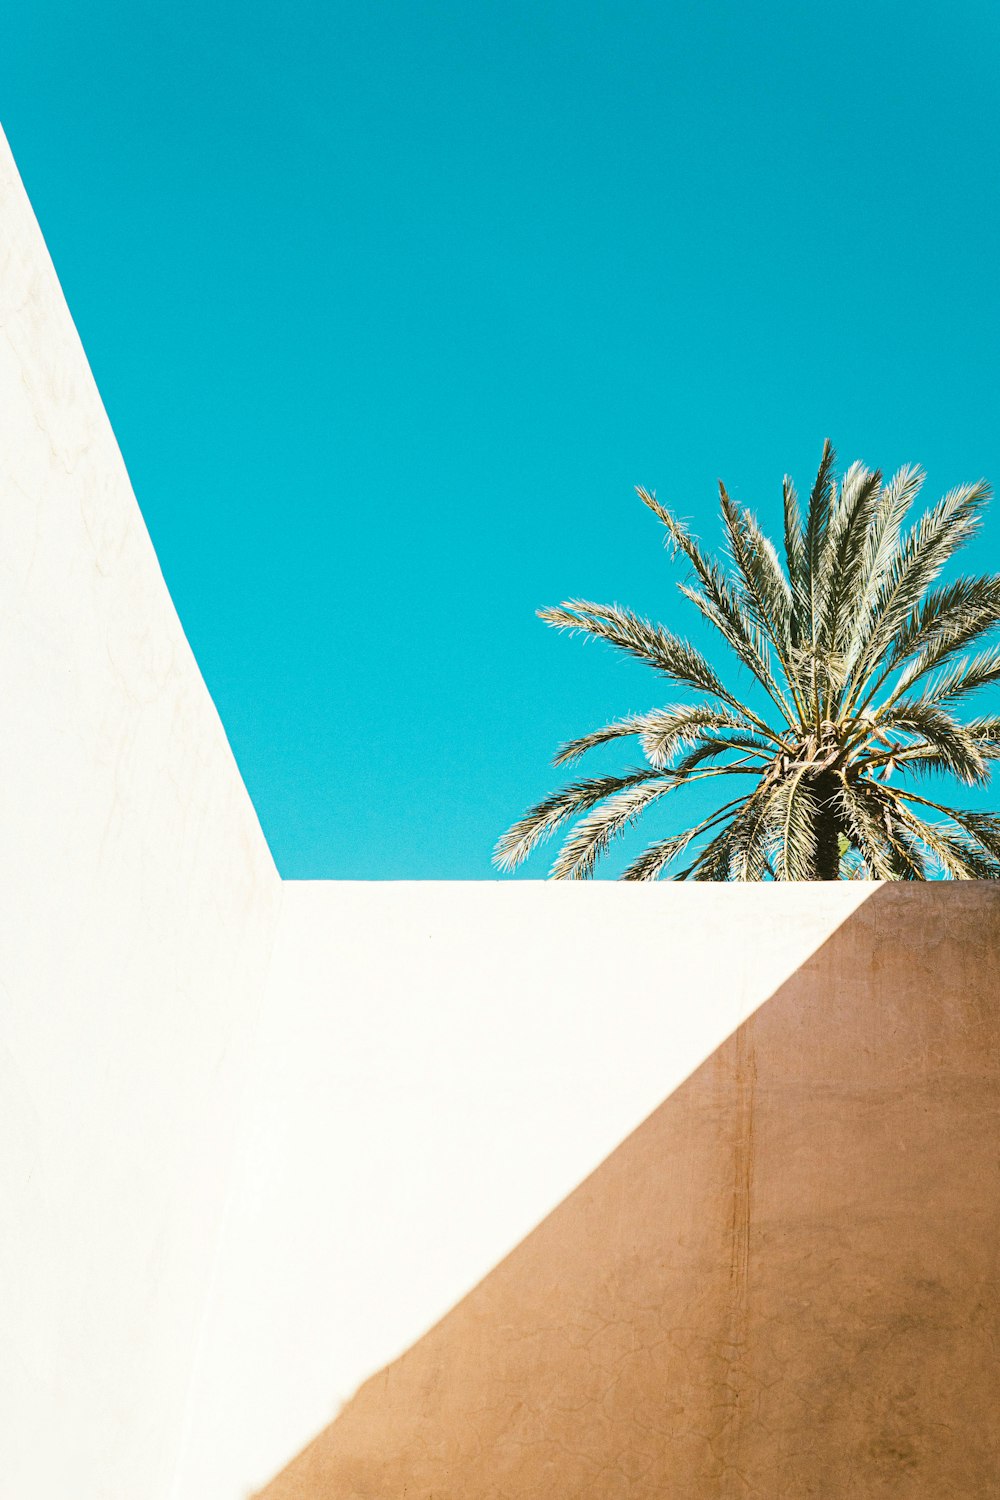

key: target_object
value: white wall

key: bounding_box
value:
[0,125,877,1500]
[0,129,282,1499]
[170,880,874,1499]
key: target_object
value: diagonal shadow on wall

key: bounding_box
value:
[256,883,1000,1500]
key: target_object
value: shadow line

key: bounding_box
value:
[257,884,1000,1500]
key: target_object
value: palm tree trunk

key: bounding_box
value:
[813,770,841,881]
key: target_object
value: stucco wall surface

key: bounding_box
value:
[258,883,1000,1500]
[0,128,282,1500]
[172,880,874,1498]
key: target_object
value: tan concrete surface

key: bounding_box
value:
[258,883,1000,1500]
[175,881,874,1497]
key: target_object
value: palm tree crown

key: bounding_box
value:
[495,442,1000,881]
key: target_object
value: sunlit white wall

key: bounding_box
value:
[0,129,281,1500]
[171,879,874,1499]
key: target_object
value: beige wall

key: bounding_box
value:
[171,881,874,1497]
[259,883,1000,1500]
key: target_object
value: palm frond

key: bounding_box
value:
[553,703,764,769]
[897,811,1000,879]
[549,778,676,879]
[718,483,793,651]
[887,788,1000,863]
[966,714,1000,751]
[836,777,900,880]
[675,583,797,722]
[680,819,742,881]
[816,463,883,666]
[538,600,728,698]
[493,769,664,871]
[877,699,988,785]
[919,643,1000,708]
[673,730,776,774]
[863,576,1000,718]
[860,712,1000,778]
[840,463,925,679]
[619,799,747,881]
[727,781,783,881]
[876,787,1000,878]
[890,575,1000,666]
[638,705,753,768]
[769,769,818,880]
[788,643,849,700]
[782,474,808,644]
[551,712,658,767]
[837,834,869,879]
[932,833,1000,879]
[847,480,991,706]
[637,488,797,718]
[955,809,1000,861]
[804,438,837,642]
[882,813,929,878]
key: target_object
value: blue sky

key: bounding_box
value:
[5,2,1000,877]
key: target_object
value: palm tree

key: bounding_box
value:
[495,442,1000,881]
